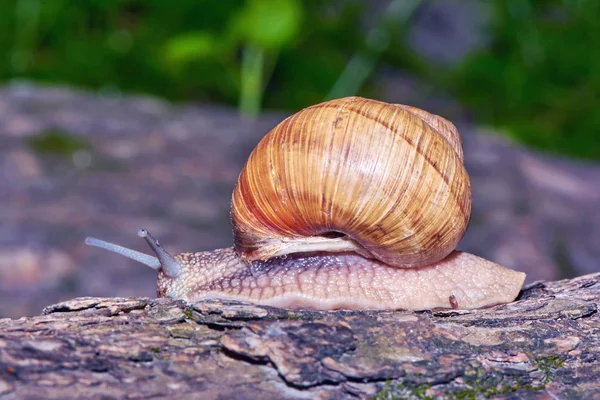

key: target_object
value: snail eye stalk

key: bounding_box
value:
[137,229,181,278]
[85,228,181,278]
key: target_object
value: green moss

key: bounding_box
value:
[534,355,566,384]
[449,371,547,400]
[412,384,433,400]
[372,358,562,400]
[372,381,434,400]
[150,346,161,354]
[184,309,194,319]
[452,382,525,400]
[27,130,90,157]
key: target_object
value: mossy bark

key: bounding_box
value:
[1,273,599,399]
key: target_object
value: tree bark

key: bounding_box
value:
[1,273,599,400]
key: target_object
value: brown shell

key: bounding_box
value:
[231,96,472,268]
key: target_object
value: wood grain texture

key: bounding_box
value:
[0,272,598,399]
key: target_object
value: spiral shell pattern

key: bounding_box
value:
[231,96,471,268]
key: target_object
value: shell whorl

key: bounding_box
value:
[231,96,472,268]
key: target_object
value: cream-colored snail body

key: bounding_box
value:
[86,97,526,311]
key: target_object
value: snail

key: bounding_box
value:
[86,96,526,311]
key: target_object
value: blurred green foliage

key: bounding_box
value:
[1,0,599,159]
[447,0,600,160]
[27,130,90,157]
[1,0,366,111]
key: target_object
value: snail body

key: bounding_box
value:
[86,97,525,311]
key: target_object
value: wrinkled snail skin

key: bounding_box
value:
[159,249,525,311]
[86,96,526,311]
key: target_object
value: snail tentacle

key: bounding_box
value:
[85,229,182,278]
[137,229,181,278]
[85,236,161,270]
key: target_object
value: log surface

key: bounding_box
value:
[1,273,599,400]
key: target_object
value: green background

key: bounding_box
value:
[2,0,599,159]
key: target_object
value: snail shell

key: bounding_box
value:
[232,96,471,268]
